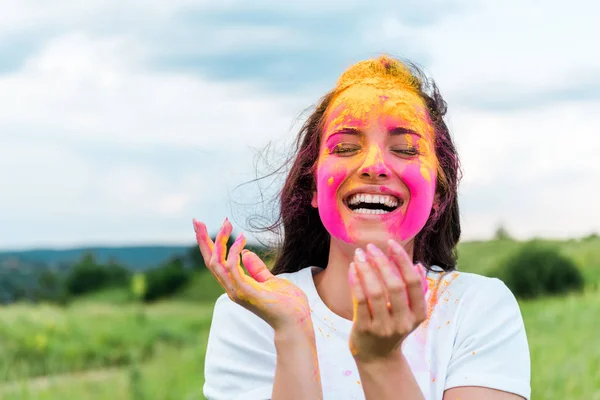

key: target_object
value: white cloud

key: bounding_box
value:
[451,100,600,239]
[0,0,225,36]
[1,33,300,149]
[420,0,600,97]
[0,32,304,248]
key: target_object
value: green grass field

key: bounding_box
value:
[0,237,598,399]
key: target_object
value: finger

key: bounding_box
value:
[387,240,426,318]
[213,218,233,265]
[241,250,274,283]
[192,219,215,265]
[411,263,428,321]
[225,232,249,288]
[364,243,392,308]
[349,262,371,324]
[354,247,386,319]
[366,243,408,316]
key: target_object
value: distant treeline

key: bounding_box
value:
[0,239,274,305]
[0,245,193,271]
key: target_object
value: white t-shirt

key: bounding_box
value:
[203,266,531,400]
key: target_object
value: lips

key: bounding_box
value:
[343,188,405,215]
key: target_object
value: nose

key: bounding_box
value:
[359,145,391,180]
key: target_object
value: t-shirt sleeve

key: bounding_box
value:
[203,293,277,400]
[445,277,531,399]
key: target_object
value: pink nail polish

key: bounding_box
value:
[366,243,384,257]
[355,248,367,263]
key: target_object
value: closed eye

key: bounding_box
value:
[392,147,420,156]
[332,143,360,155]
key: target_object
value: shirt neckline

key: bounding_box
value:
[302,266,354,334]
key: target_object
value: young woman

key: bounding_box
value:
[193,56,531,400]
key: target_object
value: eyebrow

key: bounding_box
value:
[389,127,422,138]
[328,126,422,138]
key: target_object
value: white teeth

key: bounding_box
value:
[354,208,389,214]
[347,193,400,207]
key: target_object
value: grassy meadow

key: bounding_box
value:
[0,236,599,399]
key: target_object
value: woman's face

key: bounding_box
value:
[313,82,438,248]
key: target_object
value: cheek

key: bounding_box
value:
[388,161,436,240]
[315,162,354,242]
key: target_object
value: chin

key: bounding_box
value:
[343,230,408,251]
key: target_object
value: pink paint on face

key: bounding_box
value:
[316,158,353,243]
[314,83,438,246]
[386,160,436,241]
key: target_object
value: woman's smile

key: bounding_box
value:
[342,186,406,220]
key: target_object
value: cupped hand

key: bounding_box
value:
[348,239,428,363]
[193,217,312,332]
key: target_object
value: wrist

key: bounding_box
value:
[354,346,405,369]
[274,320,315,346]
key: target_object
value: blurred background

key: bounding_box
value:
[0,1,598,399]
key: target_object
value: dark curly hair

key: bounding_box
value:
[253,55,462,274]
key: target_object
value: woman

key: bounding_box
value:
[193,56,531,400]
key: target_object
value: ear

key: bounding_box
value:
[311,190,318,208]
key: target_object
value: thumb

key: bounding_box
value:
[241,250,273,283]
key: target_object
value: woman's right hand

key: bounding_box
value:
[192,217,313,333]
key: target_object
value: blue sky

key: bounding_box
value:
[1,0,598,249]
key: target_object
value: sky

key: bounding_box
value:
[1,0,598,249]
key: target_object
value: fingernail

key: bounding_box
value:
[192,219,197,232]
[241,249,249,255]
[235,232,245,245]
[366,243,384,257]
[355,248,367,262]
[387,239,403,254]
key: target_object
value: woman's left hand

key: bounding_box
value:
[348,239,429,364]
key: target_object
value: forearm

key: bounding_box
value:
[272,323,323,400]
[355,350,425,400]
